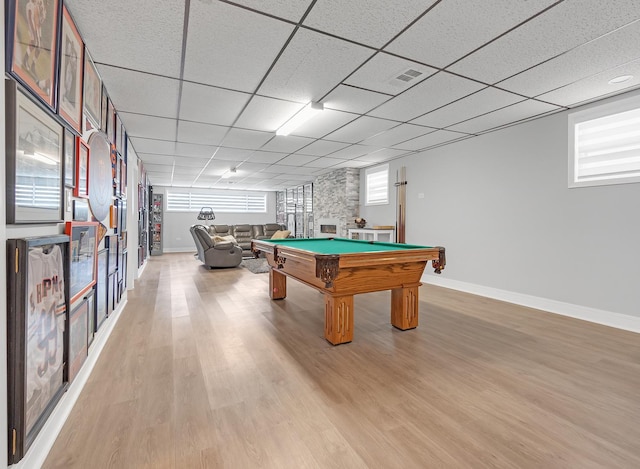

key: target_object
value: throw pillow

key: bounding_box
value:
[212,234,237,244]
[271,230,291,239]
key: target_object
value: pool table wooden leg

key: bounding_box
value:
[269,269,287,300]
[391,284,420,330]
[324,294,354,345]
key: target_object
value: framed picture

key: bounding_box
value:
[96,249,108,329]
[68,294,89,383]
[87,132,113,222]
[74,138,89,198]
[72,199,89,221]
[6,235,69,464]
[100,85,108,133]
[6,0,61,111]
[105,234,118,275]
[115,113,123,155]
[57,4,83,132]
[120,197,128,232]
[106,98,115,142]
[5,81,63,224]
[64,127,76,187]
[119,157,127,198]
[82,50,101,129]
[87,289,95,347]
[65,221,98,303]
[114,154,121,197]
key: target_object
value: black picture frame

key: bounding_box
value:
[64,127,76,187]
[5,80,64,224]
[65,221,98,303]
[67,294,89,383]
[87,289,95,347]
[105,234,119,275]
[74,137,89,198]
[96,249,108,329]
[6,0,61,111]
[6,235,69,464]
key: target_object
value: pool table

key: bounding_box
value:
[251,237,445,345]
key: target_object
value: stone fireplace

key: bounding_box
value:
[313,168,360,238]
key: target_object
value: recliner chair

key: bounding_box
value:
[232,224,254,256]
[190,225,242,268]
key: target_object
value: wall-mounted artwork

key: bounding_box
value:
[6,0,61,110]
[74,138,89,198]
[68,294,90,382]
[6,235,69,464]
[65,221,98,303]
[96,248,108,329]
[57,4,83,132]
[82,50,101,129]
[87,132,113,221]
[63,127,76,188]
[5,81,63,224]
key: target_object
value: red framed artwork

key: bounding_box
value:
[65,221,98,304]
[74,138,89,197]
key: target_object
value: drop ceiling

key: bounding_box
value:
[65,0,640,191]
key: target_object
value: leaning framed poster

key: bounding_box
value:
[5,81,64,224]
[68,293,90,383]
[6,234,69,464]
[96,248,108,330]
[57,4,84,132]
[6,0,61,111]
[65,221,98,303]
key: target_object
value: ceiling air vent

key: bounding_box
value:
[390,68,423,86]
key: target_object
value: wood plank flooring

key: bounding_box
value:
[43,253,640,468]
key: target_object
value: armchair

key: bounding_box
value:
[190,225,242,268]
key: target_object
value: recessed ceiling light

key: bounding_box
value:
[608,75,633,85]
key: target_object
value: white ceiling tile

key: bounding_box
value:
[184,1,294,92]
[246,151,289,164]
[235,96,305,132]
[147,174,172,185]
[237,162,271,172]
[172,166,203,176]
[345,53,437,95]
[386,0,557,68]
[537,59,640,107]
[259,28,374,102]
[397,129,470,151]
[331,159,371,169]
[296,139,351,156]
[368,71,485,121]
[449,0,640,84]
[303,157,349,168]
[410,87,525,128]
[119,113,177,140]
[498,21,640,98]
[97,65,180,119]
[323,85,391,114]
[355,148,407,162]
[221,128,274,150]
[130,138,176,155]
[326,144,375,159]
[324,116,399,143]
[276,154,320,166]
[289,109,358,138]
[172,156,211,167]
[360,123,434,148]
[261,135,315,153]
[448,100,561,134]
[65,0,184,77]
[231,0,313,22]
[174,143,217,158]
[179,82,251,125]
[144,163,173,173]
[304,0,436,48]
[214,147,255,161]
[136,153,175,166]
[177,121,228,146]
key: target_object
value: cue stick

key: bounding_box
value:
[395,166,407,243]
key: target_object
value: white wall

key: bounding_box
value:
[151,186,277,252]
[361,89,640,321]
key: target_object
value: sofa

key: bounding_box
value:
[207,223,289,255]
[190,224,243,268]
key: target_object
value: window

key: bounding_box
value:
[166,191,267,212]
[365,164,389,205]
[569,94,640,188]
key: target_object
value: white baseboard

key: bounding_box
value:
[422,274,640,333]
[12,297,129,469]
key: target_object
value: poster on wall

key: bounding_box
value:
[6,235,69,464]
[58,4,84,132]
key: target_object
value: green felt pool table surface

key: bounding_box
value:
[255,237,433,254]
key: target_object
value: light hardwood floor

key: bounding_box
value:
[43,253,640,468]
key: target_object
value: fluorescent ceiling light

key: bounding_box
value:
[608,75,633,85]
[221,167,236,179]
[276,102,324,136]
